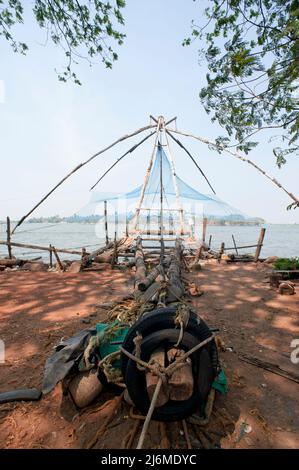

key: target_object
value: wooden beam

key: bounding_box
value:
[6,217,12,259]
[254,228,266,262]
[0,240,84,256]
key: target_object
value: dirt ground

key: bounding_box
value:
[0,261,298,449]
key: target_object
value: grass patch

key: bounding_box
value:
[273,257,299,271]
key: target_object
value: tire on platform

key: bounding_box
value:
[121,307,219,379]
[125,329,213,421]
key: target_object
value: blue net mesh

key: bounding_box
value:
[78,144,250,222]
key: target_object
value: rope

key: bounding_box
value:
[136,377,163,449]
[174,304,190,347]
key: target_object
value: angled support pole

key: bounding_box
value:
[12,123,156,233]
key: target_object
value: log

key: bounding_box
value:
[0,258,22,267]
[134,237,146,290]
[254,228,266,262]
[167,349,194,401]
[137,264,163,292]
[166,239,184,301]
[145,348,169,407]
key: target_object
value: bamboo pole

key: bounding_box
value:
[6,217,12,259]
[49,244,53,267]
[202,217,207,243]
[12,123,156,233]
[166,130,216,194]
[0,240,84,256]
[125,213,129,238]
[147,210,151,236]
[104,201,109,246]
[223,243,260,250]
[254,228,266,262]
[164,130,185,236]
[166,128,299,206]
[89,131,156,191]
[52,246,64,271]
[232,235,239,255]
[133,120,161,230]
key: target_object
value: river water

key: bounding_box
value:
[0,222,298,261]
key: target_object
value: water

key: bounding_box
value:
[0,222,298,261]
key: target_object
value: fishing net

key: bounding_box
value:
[78,144,252,233]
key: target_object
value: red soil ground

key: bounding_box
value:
[0,262,298,449]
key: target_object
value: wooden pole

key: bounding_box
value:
[0,240,84,256]
[111,233,118,268]
[208,235,212,249]
[12,123,156,233]
[52,246,64,271]
[104,201,109,246]
[125,212,129,238]
[90,131,156,191]
[134,236,146,292]
[254,228,266,262]
[202,217,207,243]
[232,235,239,255]
[6,217,12,259]
[147,210,151,236]
[49,244,53,267]
[219,242,225,261]
[166,128,299,207]
[114,210,118,240]
[164,130,185,236]
[133,121,160,230]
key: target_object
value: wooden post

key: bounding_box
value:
[232,235,239,255]
[202,217,207,243]
[134,236,146,293]
[6,217,12,259]
[110,233,118,268]
[114,210,118,240]
[169,213,174,236]
[52,246,64,271]
[208,235,212,249]
[254,228,266,262]
[218,242,225,262]
[125,212,129,238]
[104,201,109,246]
[147,210,151,236]
[49,244,53,267]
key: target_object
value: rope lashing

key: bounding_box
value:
[174,303,191,347]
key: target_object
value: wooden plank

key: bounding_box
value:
[146,348,169,407]
[167,349,194,401]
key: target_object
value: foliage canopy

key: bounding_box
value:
[184,0,299,171]
[0,0,126,84]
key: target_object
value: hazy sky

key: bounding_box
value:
[0,0,298,224]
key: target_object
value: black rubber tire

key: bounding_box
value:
[125,329,210,422]
[121,307,218,378]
